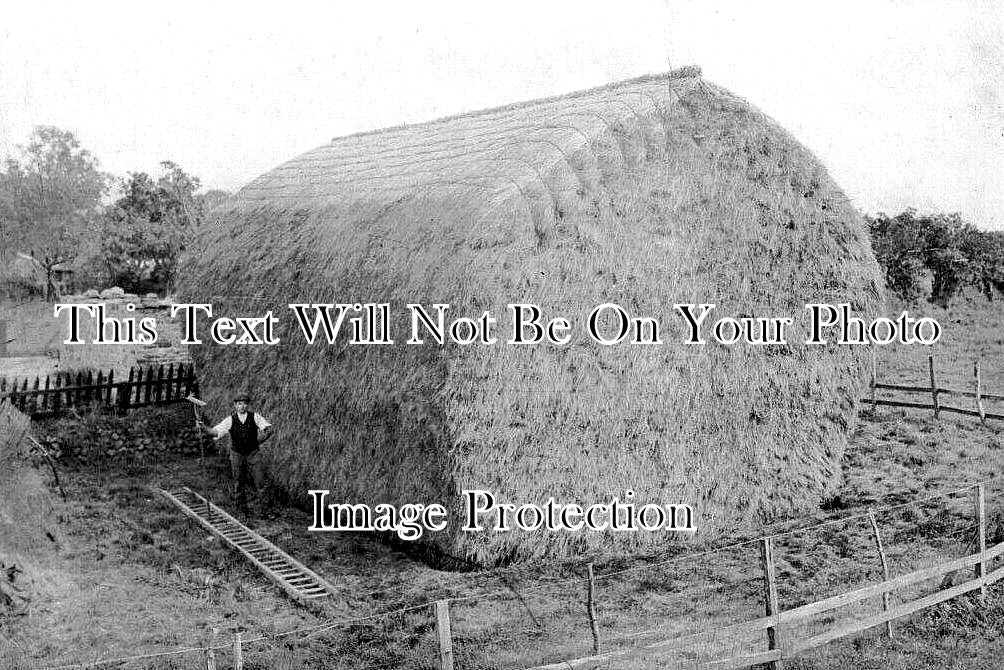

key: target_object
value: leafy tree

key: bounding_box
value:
[99,162,206,293]
[869,209,1003,305]
[0,126,108,298]
[918,212,968,307]
[867,211,927,302]
[959,226,1004,301]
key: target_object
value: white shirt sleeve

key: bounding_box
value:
[210,416,232,439]
[254,413,272,430]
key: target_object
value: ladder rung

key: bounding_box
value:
[161,487,337,603]
[298,589,328,597]
[295,584,326,592]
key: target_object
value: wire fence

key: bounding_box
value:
[3,479,997,670]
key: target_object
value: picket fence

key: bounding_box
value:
[0,363,198,418]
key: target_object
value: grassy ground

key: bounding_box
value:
[787,591,1004,670]
[1,297,1003,669]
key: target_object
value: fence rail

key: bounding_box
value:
[526,483,998,670]
[22,482,1001,670]
[0,363,198,418]
[866,354,1003,423]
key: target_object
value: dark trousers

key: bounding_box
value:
[229,449,265,506]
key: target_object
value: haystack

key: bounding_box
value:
[179,67,883,564]
[0,401,54,614]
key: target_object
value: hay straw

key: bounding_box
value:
[177,67,883,565]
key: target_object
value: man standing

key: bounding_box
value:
[199,392,272,512]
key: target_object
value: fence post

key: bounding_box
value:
[435,599,454,670]
[975,484,987,599]
[178,363,188,399]
[233,631,243,670]
[928,355,940,419]
[165,363,175,402]
[52,374,62,415]
[867,510,893,639]
[74,371,83,408]
[870,348,878,412]
[121,368,135,411]
[144,365,154,405]
[190,365,200,402]
[760,537,784,669]
[42,374,51,416]
[18,378,28,413]
[205,626,218,670]
[975,361,986,426]
[586,563,601,654]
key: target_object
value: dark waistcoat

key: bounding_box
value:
[229,413,258,455]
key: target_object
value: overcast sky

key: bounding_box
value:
[1,1,1001,229]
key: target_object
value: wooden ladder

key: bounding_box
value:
[158,486,338,602]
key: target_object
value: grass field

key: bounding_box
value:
[1,296,1003,668]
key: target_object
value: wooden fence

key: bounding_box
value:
[18,484,1000,669]
[520,483,998,670]
[0,363,198,418]
[867,354,1004,424]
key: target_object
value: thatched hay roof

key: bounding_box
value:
[181,67,883,564]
